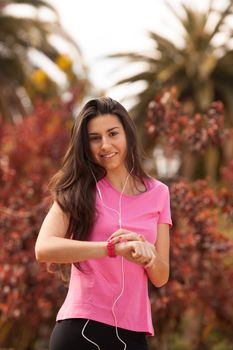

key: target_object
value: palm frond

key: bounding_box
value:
[1,0,59,18]
[208,2,233,43]
[113,71,156,86]
[148,31,180,54]
[106,52,160,66]
[163,0,185,31]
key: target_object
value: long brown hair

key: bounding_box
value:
[47,96,151,283]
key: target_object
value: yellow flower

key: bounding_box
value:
[56,54,72,71]
[31,69,49,91]
[31,69,47,84]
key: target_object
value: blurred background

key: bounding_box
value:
[0,0,233,349]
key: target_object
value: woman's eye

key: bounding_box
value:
[89,132,118,141]
[110,132,118,136]
[90,136,100,141]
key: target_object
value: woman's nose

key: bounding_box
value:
[100,137,111,150]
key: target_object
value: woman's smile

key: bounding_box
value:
[101,152,118,160]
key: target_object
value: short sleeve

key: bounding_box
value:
[157,185,173,228]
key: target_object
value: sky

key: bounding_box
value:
[46,0,226,107]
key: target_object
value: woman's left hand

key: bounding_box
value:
[131,240,157,269]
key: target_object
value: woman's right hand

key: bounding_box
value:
[109,229,154,266]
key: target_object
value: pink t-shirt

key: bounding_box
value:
[56,176,173,336]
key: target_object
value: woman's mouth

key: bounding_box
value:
[101,152,117,160]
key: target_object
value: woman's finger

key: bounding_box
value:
[144,255,156,269]
[110,233,142,244]
[108,229,131,240]
[131,242,148,263]
[132,242,155,265]
[144,261,153,269]
[133,244,146,262]
[109,229,144,241]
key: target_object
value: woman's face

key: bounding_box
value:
[87,114,128,172]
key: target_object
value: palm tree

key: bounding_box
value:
[0,0,89,123]
[107,1,233,129]
[107,1,233,182]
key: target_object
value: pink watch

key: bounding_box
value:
[107,238,116,257]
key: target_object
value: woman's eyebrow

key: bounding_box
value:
[88,126,120,135]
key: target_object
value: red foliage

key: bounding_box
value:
[145,89,233,340]
[151,178,233,338]
[145,90,233,153]
[0,93,78,345]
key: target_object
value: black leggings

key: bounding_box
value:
[49,318,149,350]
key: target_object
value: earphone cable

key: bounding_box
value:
[82,164,134,349]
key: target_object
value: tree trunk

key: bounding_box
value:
[204,146,220,185]
[180,148,198,181]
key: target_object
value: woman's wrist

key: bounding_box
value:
[106,236,127,257]
[106,238,117,257]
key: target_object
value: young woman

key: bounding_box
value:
[35,97,173,350]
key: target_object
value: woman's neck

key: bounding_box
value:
[105,171,146,195]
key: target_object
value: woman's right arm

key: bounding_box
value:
[35,201,108,263]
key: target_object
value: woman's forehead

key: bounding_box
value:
[87,114,122,132]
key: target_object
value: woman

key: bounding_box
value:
[35,97,173,350]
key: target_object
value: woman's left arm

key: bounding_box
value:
[145,223,170,288]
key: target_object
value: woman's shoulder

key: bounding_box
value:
[144,175,169,191]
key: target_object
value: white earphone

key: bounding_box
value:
[81,156,134,349]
